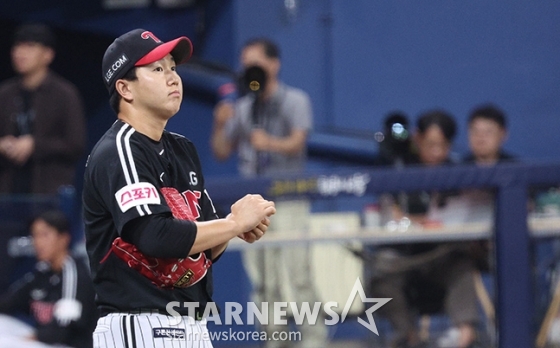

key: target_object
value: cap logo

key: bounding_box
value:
[104,54,129,83]
[141,31,162,43]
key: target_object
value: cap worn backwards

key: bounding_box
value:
[102,28,193,95]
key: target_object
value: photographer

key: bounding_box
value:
[211,38,310,177]
[211,38,327,348]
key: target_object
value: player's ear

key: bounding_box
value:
[115,79,133,102]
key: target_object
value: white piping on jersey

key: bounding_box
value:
[116,125,133,186]
[116,123,153,216]
[204,189,218,215]
[168,131,185,138]
[62,256,77,300]
[124,129,139,183]
[58,256,78,326]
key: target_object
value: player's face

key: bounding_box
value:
[11,42,53,76]
[241,45,279,82]
[130,54,183,120]
[415,125,451,166]
[31,219,69,264]
[468,118,506,160]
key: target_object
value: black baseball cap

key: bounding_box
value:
[13,23,56,49]
[102,28,193,95]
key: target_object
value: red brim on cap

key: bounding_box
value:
[135,36,193,67]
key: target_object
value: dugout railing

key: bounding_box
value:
[205,161,560,348]
[1,163,558,347]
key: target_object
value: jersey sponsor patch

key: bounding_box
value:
[153,328,186,340]
[115,182,161,213]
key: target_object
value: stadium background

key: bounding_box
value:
[1,1,560,347]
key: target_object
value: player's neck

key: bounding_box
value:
[21,67,49,90]
[118,111,167,141]
[51,251,69,272]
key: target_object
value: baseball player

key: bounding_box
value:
[0,210,97,348]
[83,28,275,348]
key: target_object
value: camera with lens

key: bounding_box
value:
[238,65,267,97]
[375,112,412,166]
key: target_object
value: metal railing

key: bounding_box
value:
[205,161,560,348]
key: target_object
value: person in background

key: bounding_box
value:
[211,38,328,348]
[461,104,517,271]
[463,104,514,166]
[0,23,86,195]
[0,210,97,347]
[371,110,480,348]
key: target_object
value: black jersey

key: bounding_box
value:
[0,256,97,348]
[83,120,219,316]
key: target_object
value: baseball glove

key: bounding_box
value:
[109,237,212,288]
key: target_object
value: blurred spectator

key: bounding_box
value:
[211,38,328,348]
[370,110,480,348]
[211,37,310,177]
[463,104,515,166]
[0,210,97,347]
[461,104,517,271]
[0,23,86,195]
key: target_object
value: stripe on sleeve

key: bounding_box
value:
[116,123,149,216]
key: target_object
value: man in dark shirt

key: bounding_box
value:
[0,210,97,347]
[0,23,86,195]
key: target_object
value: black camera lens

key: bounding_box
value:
[240,65,267,96]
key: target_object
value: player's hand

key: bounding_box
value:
[250,129,271,151]
[228,194,275,234]
[213,101,234,128]
[238,217,270,243]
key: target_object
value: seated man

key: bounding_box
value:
[371,110,479,348]
[0,210,97,348]
[462,104,516,271]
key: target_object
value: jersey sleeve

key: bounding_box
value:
[35,258,97,347]
[92,136,172,235]
[0,272,34,315]
[65,259,98,339]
